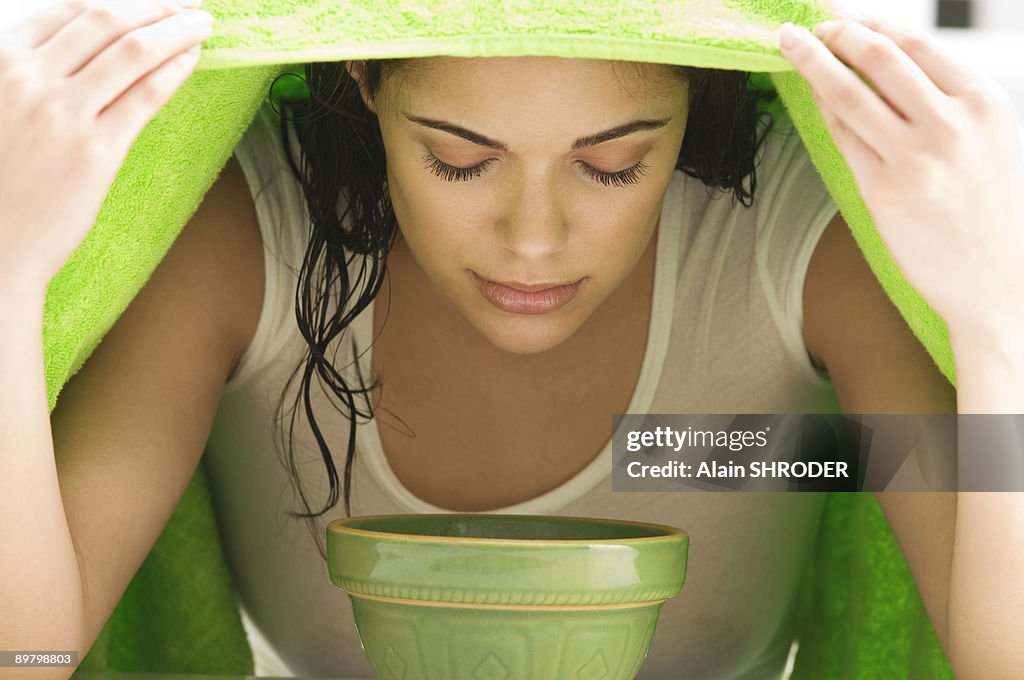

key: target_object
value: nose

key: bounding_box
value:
[496,171,570,260]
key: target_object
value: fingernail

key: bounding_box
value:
[779,22,808,50]
[182,9,214,25]
[813,20,840,38]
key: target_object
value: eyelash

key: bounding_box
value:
[420,153,650,188]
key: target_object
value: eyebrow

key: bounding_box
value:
[402,113,672,151]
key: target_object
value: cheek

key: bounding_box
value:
[388,152,503,256]
[585,188,664,267]
[386,164,480,281]
[388,157,445,234]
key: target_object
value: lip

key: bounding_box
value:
[471,271,584,315]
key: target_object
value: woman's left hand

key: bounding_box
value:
[779,17,1024,345]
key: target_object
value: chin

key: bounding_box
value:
[474,313,586,356]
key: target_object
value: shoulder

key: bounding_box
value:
[744,110,836,255]
[802,212,955,412]
[739,113,839,339]
[164,155,265,378]
[753,115,829,219]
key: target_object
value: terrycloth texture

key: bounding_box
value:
[793,493,954,680]
[50,0,956,676]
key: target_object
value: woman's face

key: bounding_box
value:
[349,56,689,355]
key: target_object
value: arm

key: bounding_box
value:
[0,285,84,678]
[783,14,1024,677]
[1,4,232,675]
[942,317,1024,679]
[0,157,263,678]
[804,213,1024,678]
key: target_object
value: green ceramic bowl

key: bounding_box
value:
[327,513,688,680]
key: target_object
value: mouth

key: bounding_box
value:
[470,271,585,315]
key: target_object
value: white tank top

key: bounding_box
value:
[205,101,841,679]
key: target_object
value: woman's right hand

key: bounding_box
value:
[0,0,213,300]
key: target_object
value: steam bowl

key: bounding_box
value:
[327,513,688,680]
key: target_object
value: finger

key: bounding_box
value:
[780,22,907,159]
[72,9,213,115]
[37,0,186,77]
[854,16,982,99]
[11,1,203,49]
[808,84,884,183]
[97,44,200,150]
[4,1,89,49]
[812,19,951,125]
[0,32,20,67]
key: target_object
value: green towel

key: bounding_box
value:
[52,0,955,676]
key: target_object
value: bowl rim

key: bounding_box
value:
[327,512,688,546]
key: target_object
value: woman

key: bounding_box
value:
[1,2,1021,678]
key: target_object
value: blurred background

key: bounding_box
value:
[1,0,1022,125]
[841,0,1024,125]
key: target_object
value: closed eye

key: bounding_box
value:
[420,153,650,188]
[420,153,497,182]
[579,160,650,187]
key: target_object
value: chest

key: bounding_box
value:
[368,300,651,512]
[371,330,648,511]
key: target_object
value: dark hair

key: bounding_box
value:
[267,59,779,558]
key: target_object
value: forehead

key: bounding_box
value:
[382,56,684,110]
